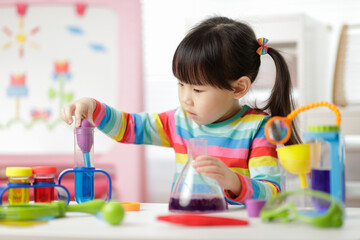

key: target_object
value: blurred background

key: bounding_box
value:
[142,0,360,205]
[0,0,359,206]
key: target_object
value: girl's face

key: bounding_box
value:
[178,81,241,125]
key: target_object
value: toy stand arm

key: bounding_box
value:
[55,186,71,204]
[58,168,112,202]
[0,185,8,204]
[287,101,341,126]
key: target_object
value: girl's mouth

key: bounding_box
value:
[187,111,196,117]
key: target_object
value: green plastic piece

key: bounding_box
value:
[307,125,340,132]
[0,200,125,225]
[100,201,125,225]
[260,189,344,228]
[66,199,106,214]
[0,202,64,220]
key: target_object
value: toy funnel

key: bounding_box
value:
[276,143,320,189]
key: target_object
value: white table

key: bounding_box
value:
[0,203,359,240]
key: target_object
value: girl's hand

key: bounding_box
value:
[60,97,96,127]
[193,156,241,195]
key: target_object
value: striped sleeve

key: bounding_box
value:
[225,118,281,203]
[92,99,173,147]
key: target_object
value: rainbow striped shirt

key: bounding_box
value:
[92,99,280,204]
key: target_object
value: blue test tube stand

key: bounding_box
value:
[0,181,70,205]
[58,167,112,204]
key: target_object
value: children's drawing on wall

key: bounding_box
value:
[6,61,73,129]
[2,4,40,58]
[0,3,118,154]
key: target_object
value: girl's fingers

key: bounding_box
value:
[60,98,96,127]
[64,104,75,125]
[87,109,95,127]
[74,101,91,127]
[195,165,218,174]
[194,158,220,168]
[74,109,83,127]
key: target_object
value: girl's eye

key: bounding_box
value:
[194,89,203,93]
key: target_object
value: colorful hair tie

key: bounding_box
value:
[256,37,269,55]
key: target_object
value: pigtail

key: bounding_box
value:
[262,47,301,145]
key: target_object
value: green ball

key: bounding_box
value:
[101,201,125,225]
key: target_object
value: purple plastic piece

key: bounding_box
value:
[245,199,267,218]
[76,119,93,153]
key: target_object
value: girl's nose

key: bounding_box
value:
[181,89,193,106]
[184,97,193,106]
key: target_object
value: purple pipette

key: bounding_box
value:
[76,119,93,167]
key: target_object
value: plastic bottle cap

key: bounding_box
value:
[32,166,57,175]
[6,167,33,177]
[307,125,340,132]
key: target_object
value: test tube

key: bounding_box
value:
[6,167,32,205]
[74,119,95,203]
[32,166,57,203]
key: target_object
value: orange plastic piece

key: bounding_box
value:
[287,101,341,125]
[121,202,140,211]
[264,116,292,145]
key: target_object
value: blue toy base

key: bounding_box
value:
[58,167,112,204]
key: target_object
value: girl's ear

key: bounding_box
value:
[231,76,251,99]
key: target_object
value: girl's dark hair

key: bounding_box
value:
[172,16,300,145]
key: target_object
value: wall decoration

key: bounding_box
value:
[2,4,41,58]
[0,3,119,154]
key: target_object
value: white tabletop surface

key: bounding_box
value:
[0,203,359,240]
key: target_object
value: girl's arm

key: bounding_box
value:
[92,99,173,147]
[234,119,280,202]
[224,119,281,204]
[61,97,174,147]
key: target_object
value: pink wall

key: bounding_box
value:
[0,0,145,202]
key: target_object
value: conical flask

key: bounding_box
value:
[169,138,228,212]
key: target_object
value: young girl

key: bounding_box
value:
[61,16,300,204]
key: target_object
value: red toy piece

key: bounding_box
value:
[157,214,249,226]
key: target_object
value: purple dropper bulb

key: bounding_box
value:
[76,119,93,167]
